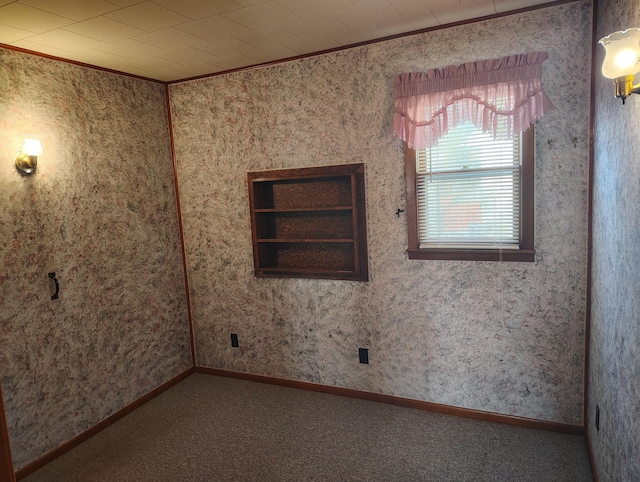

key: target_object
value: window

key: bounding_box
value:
[405,123,535,262]
[394,52,551,262]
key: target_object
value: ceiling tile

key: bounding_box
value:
[121,54,183,72]
[94,38,169,59]
[71,50,185,81]
[327,23,390,46]
[25,30,107,53]
[232,25,300,49]
[273,0,350,18]
[331,0,401,29]
[65,49,141,71]
[103,0,146,6]
[149,46,222,66]
[432,1,497,25]
[171,61,225,78]
[134,27,212,50]
[0,3,73,33]
[196,36,261,60]
[243,43,298,63]
[11,39,76,57]
[63,17,146,43]
[174,15,249,41]
[19,0,120,21]
[458,0,496,4]
[232,0,270,6]
[141,69,186,82]
[151,0,242,20]
[105,1,191,32]
[279,34,340,55]
[350,0,397,7]
[222,1,300,30]
[0,24,34,43]
[377,13,440,36]
[388,0,444,16]
[494,0,544,13]
[205,53,257,71]
[277,12,350,40]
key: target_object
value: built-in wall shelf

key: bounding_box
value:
[247,163,369,281]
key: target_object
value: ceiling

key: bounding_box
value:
[0,0,557,83]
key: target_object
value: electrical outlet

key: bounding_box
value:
[595,404,600,432]
[359,348,369,364]
[231,333,239,348]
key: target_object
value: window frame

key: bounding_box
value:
[405,127,535,262]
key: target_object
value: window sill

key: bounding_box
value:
[407,248,536,262]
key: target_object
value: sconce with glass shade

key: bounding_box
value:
[599,28,640,104]
[15,138,43,175]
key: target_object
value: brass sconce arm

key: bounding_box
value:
[613,75,640,104]
[15,152,38,175]
[15,138,42,176]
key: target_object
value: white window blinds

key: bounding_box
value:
[416,122,522,249]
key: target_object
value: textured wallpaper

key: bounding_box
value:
[170,1,592,425]
[0,49,191,469]
[590,0,640,479]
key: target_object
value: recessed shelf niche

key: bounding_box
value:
[247,163,369,281]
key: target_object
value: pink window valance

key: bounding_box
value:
[393,52,555,149]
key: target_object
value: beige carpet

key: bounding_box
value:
[23,373,593,481]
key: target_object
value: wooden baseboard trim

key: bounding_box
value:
[585,431,600,481]
[195,366,584,436]
[15,367,195,480]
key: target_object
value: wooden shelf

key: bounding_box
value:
[259,267,357,275]
[257,239,354,243]
[254,206,353,213]
[248,164,368,281]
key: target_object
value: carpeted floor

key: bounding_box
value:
[23,373,593,481]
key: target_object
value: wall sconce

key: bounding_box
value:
[15,138,43,175]
[599,28,640,104]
